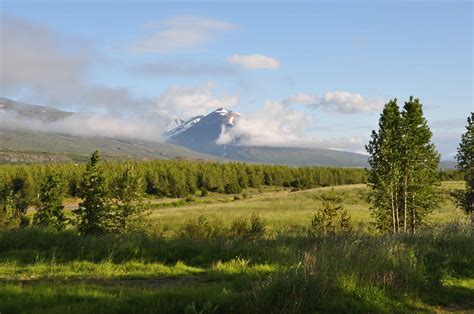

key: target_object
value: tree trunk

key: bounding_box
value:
[403,176,408,233]
[411,192,416,234]
[395,189,400,233]
[391,190,396,234]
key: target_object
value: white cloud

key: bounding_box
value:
[150,83,239,119]
[320,91,384,113]
[130,16,237,53]
[227,54,280,70]
[0,110,168,142]
[284,91,384,114]
[215,99,370,154]
[1,82,239,142]
[217,101,310,146]
[0,14,139,111]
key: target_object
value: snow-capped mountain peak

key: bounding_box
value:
[166,115,204,136]
[167,107,242,150]
[214,107,229,115]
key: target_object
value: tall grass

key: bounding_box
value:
[0,224,472,313]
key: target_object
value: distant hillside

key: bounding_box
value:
[219,146,369,167]
[0,127,224,163]
[0,97,71,121]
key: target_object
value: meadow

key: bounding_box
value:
[1,182,473,313]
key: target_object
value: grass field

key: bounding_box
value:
[1,182,473,313]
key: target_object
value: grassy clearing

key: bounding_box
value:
[149,182,467,237]
[2,182,473,313]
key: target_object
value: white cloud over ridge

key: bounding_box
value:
[216,100,368,153]
[284,91,385,114]
[131,16,237,53]
[150,83,239,119]
[227,54,280,70]
[217,101,310,146]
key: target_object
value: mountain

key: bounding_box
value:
[0,127,224,163]
[168,108,370,167]
[0,97,224,163]
[0,97,71,121]
[169,108,241,152]
[2,98,451,168]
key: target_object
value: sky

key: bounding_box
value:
[0,0,472,158]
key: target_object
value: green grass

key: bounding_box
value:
[148,182,467,237]
[1,182,473,313]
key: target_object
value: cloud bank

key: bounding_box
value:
[284,91,385,113]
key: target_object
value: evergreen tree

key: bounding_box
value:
[455,112,474,224]
[309,189,350,236]
[33,172,66,231]
[111,163,147,233]
[73,151,111,235]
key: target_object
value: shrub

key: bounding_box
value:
[224,183,242,194]
[185,196,196,203]
[249,213,266,240]
[228,218,248,238]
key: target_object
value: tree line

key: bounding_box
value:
[0,155,370,233]
[0,158,368,202]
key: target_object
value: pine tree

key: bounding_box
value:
[111,163,148,233]
[73,151,111,235]
[455,112,474,224]
[366,99,403,233]
[309,189,350,236]
[33,172,66,231]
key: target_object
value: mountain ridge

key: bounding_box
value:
[0,97,456,168]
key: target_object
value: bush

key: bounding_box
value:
[181,215,214,240]
[249,213,266,240]
[228,213,266,240]
[185,196,195,203]
[224,183,242,194]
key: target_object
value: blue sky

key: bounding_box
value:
[0,1,472,157]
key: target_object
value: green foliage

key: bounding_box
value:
[33,172,66,231]
[224,182,243,194]
[181,215,216,241]
[110,162,148,233]
[309,189,351,236]
[0,159,370,202]
[73,151,111,235]
[248,212,266,240]
[455,112,474,224]
[0,173,32,229]
[367,97,441,234]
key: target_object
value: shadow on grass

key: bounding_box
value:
[418,280,474,312]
